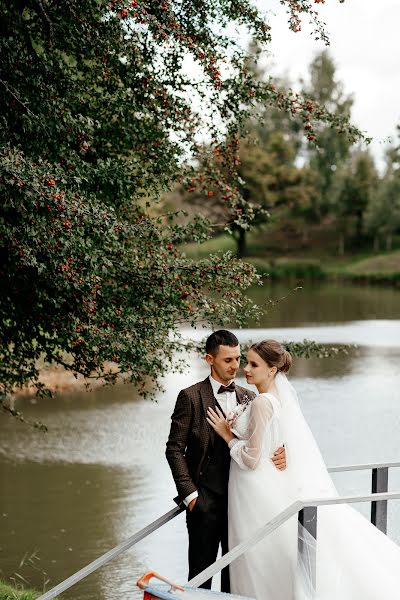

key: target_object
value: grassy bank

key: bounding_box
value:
[248,255,400,285]
[246,257,327,280]
[0,580,39,600]
[7,357,124,401]
[184,236,400,285]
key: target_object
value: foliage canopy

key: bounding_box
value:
[0,0,365,414]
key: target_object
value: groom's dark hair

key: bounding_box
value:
[205,330,239,356]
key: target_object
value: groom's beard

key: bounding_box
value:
[212,368,238,383]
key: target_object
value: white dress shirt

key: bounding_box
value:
[183,375,238,507]
[208,374,237,416]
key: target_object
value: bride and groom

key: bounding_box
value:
[166,330,400,599]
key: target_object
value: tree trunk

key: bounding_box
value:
[356,210,363,240]
[386,233,393,252]
[373,235,380,252]
[338,233,345,256]
[236,227,247,258]
[301,227,309,245]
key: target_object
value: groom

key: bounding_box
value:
[166,330,286,591]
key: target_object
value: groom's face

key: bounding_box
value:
[206,344,241,384]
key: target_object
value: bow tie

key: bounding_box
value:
[217,382,236,394]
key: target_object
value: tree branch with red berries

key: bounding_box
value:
[0,0,367,416]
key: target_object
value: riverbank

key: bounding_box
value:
[0,580,39,600]
[6,360,123,402]
[184,236,400,286]
[247,255,400,285]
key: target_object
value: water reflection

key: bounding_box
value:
[0,461,148,600]
[288,345,400,379]
[233,320,400,348]
[248,281,400,327]
[1,282,400,599]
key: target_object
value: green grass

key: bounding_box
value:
[326,250,400,286]
[0,580,39,600]
[0,579,61,600]
[333,271,400,285]
[340,250,400,275]
[183,230,277,258]
[247,257,326,280]
[184,232,400,285]
[184,234,236,257]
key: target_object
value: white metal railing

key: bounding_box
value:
[36,462,400,600]
[328,461,400,472]
[36,506,184,600]
[187,491,400,589]
[327,461,400,533]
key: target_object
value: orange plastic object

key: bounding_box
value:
[137,571,185,600]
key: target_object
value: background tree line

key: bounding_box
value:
[178,50,399,258]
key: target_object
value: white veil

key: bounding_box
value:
[274,372,400,600]
[274,372,337,501]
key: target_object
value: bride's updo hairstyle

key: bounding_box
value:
[251,339,292,374]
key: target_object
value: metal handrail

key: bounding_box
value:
[327,461,399,532]
[35,461,400,600]
[187,490,400,588]
[328,461,400,473]
[36,505,184,600]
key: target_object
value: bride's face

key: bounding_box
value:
[244,349,276,388]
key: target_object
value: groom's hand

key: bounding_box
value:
[272,446,286,471]
[188,498,197,512]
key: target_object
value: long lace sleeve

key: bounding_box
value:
[229,394,274,470]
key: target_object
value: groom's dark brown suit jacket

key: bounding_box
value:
[166,377,256,503]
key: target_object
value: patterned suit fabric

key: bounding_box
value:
[166,377,255,592]
[166,377,256,502]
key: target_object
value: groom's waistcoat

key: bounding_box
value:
[198,397,231,496]
[166,377,256,503]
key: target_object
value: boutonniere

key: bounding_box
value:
[241,393,252,406]
[226,394,252,429]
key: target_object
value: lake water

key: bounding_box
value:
[1,281,400,599]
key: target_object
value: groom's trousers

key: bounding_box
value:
[186,487,230,592]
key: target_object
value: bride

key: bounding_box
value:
[206,339,400,600]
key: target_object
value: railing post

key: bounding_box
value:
[298,506,317,592]
[371,467,389,533]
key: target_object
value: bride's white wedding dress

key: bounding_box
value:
[227,373,400,600]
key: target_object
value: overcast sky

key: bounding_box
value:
[256,0,400,168]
